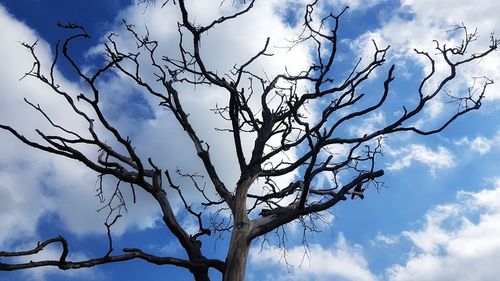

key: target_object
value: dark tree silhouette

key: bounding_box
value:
[1,1,498,280]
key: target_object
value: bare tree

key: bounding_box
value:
[1,1,498,281]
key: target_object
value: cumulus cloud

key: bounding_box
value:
[0,0,316,249]
[0,11,158,242]
[83,0,321,221]
[2,1,499,281]
[350,0,500,127]
[0,4,76,247]
[249,179,500,281]
[88,0,315,181]
[386,179,500,281]
[249,233,378,281]
[0,2,161,246]
[0,159,52,248]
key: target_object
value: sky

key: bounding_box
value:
[0,0,500,281]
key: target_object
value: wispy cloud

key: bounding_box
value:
[454,131,500,155]
[386,144,455,173]
[373,233,399,246]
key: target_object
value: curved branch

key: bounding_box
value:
[0,237,224,272]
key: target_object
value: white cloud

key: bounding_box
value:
[0,3,160,246]
[326,0,386,10]
[86,0,321,222]
[0,0,316,250]
[454,131,500,155]
[401,204,460,253]
[467,137,492,155]
[0,160,52,248]
[386,144,454,173]
[92,0,315,184]
[349,111,386,137]
[386,179,500,281]
[373,233,399,246]
[249,179,500,281]
[350,0,500,129]
[456,136,492,154]
[249,233,378,281]
[12,244,98,281]
[2,2,498,281]
[0,4,66,247]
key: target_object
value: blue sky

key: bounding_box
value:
[1,0,500,281]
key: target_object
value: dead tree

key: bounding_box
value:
[1,1,498,281]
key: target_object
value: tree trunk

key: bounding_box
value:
[223,225,251,281]
[192,267,210,281]
[223,175,256,281]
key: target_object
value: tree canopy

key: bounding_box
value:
[0,1,499,281]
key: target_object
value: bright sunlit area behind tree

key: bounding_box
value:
[0,0,499,281]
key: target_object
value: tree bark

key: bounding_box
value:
[223,224,251,281]
[223,175,255,281]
